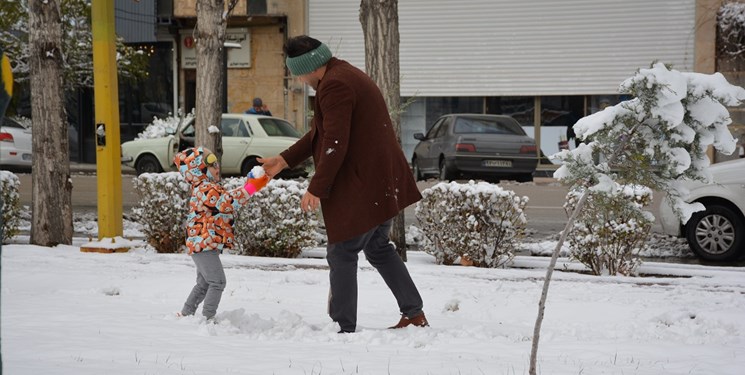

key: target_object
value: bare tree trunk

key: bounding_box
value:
[194,0,230,162]
[528,124,640,375]
[359,0,408,260]
[28,0,72,246]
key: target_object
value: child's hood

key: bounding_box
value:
[173,147,211,185]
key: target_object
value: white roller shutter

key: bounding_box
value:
[310,0,696,96]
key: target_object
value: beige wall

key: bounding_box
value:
[696,0,745,162]
[695,0,720,73]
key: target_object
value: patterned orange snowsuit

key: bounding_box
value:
[174,147,251,255]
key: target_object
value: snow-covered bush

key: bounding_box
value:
[132,172,190,253]
[224,178,320,258]
[415,181,528,267]
[564,185,653,276]
[1,171,21,243]
[133,172,319,256]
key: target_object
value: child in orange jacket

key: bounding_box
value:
[174,147,268,320]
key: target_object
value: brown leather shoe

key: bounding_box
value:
[389,312,429,329]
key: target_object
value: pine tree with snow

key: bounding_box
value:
[529,62,745,375]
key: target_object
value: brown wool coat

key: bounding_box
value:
[281,58,422,244]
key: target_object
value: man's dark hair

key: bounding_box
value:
[284,35,323,58]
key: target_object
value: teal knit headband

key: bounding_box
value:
[286,43,332,76]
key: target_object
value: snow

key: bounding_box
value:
[2,237,744,375]
[249,165,265,178]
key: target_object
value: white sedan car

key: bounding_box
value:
[659,158,745,261]
[121,113,309,177]
[0,117,33,169]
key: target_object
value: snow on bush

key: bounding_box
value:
[224,178,320,258]
[1,170,21,243]
[132,172,320,256]
[415,181,528,267]
[135,110,194,140]
[564,185,653,276]
[132,172,190,253]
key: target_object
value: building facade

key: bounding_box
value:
[308,0,740,166]
[113,0,740,166]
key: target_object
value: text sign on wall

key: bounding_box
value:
[180,28,251,69]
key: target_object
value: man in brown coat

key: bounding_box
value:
[259,35,427,333]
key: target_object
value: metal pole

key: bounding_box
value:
[91,0,123,239]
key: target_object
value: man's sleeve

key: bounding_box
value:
[303,79,355,199]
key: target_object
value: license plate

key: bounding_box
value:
[483,159,511,167]
[22,153,32,161]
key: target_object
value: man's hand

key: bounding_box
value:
[300,191,320,212]
[257,155,288,179]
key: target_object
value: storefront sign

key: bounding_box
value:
[179,28,251,69]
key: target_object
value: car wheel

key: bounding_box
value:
[685,204,745,261]
[241,156,260,177]
[135,154,163,175]
[439,158,455,181]
[412,158,422,181]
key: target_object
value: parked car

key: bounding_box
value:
[659,158,745,262]
[121,113,309,178]
[0,117,33,169]
[411,114,538,182]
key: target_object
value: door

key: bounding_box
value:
[220,117,253,174]
[421,117,452,172]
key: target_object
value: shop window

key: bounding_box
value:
[541,96,583,127]
[485,96,534,126]
[587,95,627,115]
[424,97,482,128]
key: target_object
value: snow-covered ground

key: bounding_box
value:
[3,217,744,374]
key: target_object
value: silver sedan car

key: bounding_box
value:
[411,114,539,182]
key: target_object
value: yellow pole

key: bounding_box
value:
[91,0,123,239]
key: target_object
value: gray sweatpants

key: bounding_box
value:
[181,250,226,319]
[326,219,424,332]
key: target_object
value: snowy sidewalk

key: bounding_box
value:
[2,241,744,375]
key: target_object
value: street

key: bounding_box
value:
[13,172,664,240]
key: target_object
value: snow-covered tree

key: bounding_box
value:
[717,1,745,61]
[557,63,742,222]
[529,62,745,375]
[0,0,148,90]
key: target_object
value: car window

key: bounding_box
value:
[181,120,195,137]
[425,118,444,139]
[454,117,525,135]
[2,118,26,129]
[258,118,301,138]
[221,118,245,137]
[435,118,451,138]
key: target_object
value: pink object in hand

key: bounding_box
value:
[244,175,269,195]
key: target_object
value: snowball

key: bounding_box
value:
[250,165,266,178]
